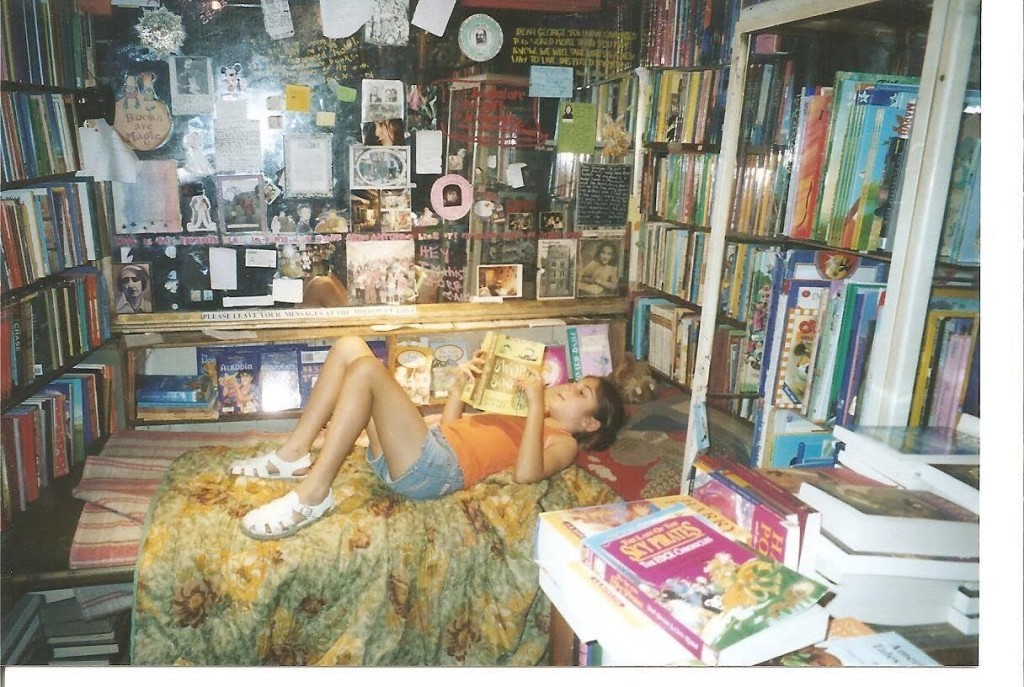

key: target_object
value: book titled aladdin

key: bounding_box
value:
[581,506,830,666]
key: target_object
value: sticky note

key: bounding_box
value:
[316,111,336,127]
[285,84,312,112]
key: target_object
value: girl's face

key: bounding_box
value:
[375,120,393,145]
[545,378,601,431]
[120,273,144,296]
[599,245,614,263]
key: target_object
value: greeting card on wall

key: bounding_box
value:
[284,133,334,196]
[349,145,409,190]
[216,174,267,233]
[113,160,183,233]
[167,56,215,115]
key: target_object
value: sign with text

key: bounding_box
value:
[576,163,632,227]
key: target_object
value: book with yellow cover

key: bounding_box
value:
[460,331,545,416]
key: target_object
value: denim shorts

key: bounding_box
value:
[366,425,465,500]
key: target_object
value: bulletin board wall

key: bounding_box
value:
[92,0,639,316]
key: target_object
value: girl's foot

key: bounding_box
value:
[228,450,311,480]
[239,490,334,540]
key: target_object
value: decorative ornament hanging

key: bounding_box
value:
[135,7,186,59]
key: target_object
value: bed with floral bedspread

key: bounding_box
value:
[130,439,618,666]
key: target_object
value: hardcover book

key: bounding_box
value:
[813,529,978,583]
[460,331,546,416]
[796,481,979,559]
[389,340,434,406]
[580,505,830,666]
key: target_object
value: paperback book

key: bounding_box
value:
[216,348,261,415]
[580,505,830,666]
[566,323,613,380]
[258,346,302,412]
[460,331,546,416]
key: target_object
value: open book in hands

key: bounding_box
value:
[460,331,546,416]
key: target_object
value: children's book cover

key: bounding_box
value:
[428,336,472,401]
[216,348,261,414]
[390,340,433,406]
[460,331,546,416]
[541,344,569,387]
[259,346,301,412]
[566,323,612,380]
[298,345,331,405]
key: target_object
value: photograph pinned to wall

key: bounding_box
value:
[180,181,217,232]
[167,56,215,115]
[113,262,154,314]
[216,174,267,233]
[141,244,188,312]
[349,145,410,190]
[283,133,334,197]
[540,211,566,233]
[362,118,406,146]
[380,188,413,232]
[476,263,523,298]
[363,0,411,47]
[113,159,183,233]
[577,230,626,297]
[430,174,472,220]
[361,79,405,123]
[536,238,578,300]
[312,207,349,234]
[350,189,383,232]
[458,13,503,62]
[345,236,417,306]
[508,212,535,235]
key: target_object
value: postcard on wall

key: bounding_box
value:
[536,238,577,300]
[349,145,410,189]
[214,118,263,173]
[577,229,626,297]
[216,174,267,233]
[477,263,523,298]
[167,56,215,115]
[284,133,334,197]
[361,78,405,123]
[112,159,183,233]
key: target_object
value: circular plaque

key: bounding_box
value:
[458,14,503,63]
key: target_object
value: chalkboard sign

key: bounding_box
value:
[575,163,632,227]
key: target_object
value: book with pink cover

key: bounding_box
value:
[580,505,830,666]
[566,323,613,380]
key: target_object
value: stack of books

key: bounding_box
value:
[135,373,219,422]
[32,590,125,665]
[787,427,980,629]
[1,593,45,665]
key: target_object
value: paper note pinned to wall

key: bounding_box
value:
[209,246,239,290]
[505,162,526,189]
[316,111,337,127]
[77,120,138,183]
[414,130,443,174]
[411,0,456,36]
[528,66,574,98]
[261,0,294,39]
[320,0,373,38]
[272,278,304,303]
[285,84,312,112]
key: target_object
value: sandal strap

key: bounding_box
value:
[230,451,311,478]
[241,490,334,540]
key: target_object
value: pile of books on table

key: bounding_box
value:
[534,493,832,666]
[134,372,219,422]
[795,423,980,633]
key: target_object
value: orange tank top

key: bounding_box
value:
[440,414,568,488]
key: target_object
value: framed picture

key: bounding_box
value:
[577,231,625,297]
[476,263,523,298]
[536,238,577,300]
[349,145,411,190]
[216,173,267,233]
[430,174,472,220]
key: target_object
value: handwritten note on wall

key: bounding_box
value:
[576,163,631,227]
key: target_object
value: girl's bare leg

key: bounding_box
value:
[272,336,378,461]
[291,354,429,505]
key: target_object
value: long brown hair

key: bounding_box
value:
[574,376,626,452]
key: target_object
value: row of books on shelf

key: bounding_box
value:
[535,423,980,665]
[0,362,115,526]
[1,179,111,290]
[1,585,131,666]
[0,0,91,90]
[1,264,112,399]
[634,223,710,306]
[135,322,615,421]
[0,89,81,185]
[587,73,639,148]
[637,0,738,69]
[645,67,728,145]
[641,152,718,226]
[731,63,980,265]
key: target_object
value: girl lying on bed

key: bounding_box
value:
[229,335,625,540]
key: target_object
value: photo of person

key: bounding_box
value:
[362,118,406,146]
[577,238,622,296]
[476,264,522,298]
[562,103,574,121]
[541,211,565,232]
[443,183,463,207]
[115,263,154,313]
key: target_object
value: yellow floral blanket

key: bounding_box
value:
[130,440,618,666]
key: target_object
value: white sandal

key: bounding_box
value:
[240,490,335,540]
[228,451,312,480]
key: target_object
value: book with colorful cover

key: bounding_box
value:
[460,331,546,416]
[258,346,301,412]
[566,323,613,380]
[390,339,434,406]
[580,504,830,666]
[770,629,940,667]
[216,347,261,415]
[135,374,213,405]
[428,335,473,401]
[297,345,331,405]
[541,344,570,387]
